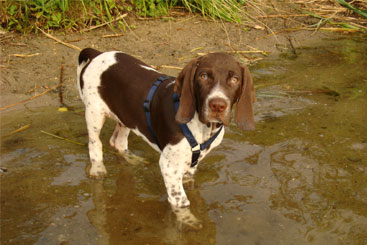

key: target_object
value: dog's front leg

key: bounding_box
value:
[159,154,190,208]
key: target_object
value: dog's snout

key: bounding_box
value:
[209,98,227,113]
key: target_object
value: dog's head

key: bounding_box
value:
[174,53,255,130]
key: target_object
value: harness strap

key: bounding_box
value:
[144,79,223,167]
[143,76,172,150]
[173,93,223,167]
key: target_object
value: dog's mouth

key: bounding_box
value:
[209,112,230,125]
[200,108,231,126]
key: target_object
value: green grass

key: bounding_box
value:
[337,0,367,18]
[0,0,130,32]
[1,0,365,33]
[0,0,246,33]
[133,0,244,23]
[180,0,244,23]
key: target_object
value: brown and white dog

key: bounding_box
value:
[77,48,255,208]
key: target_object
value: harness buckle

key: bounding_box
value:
[192,144,200,153]
[191,148,201,168]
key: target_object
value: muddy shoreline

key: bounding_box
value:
[0,16,336,112]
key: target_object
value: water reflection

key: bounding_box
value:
[86,157,217,244]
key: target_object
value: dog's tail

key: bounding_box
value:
[78,48,101,66]
[77,48,102,96]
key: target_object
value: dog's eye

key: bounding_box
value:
[200,73,208,80]
[230,76,239,85]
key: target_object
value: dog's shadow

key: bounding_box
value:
[87,156,216,243]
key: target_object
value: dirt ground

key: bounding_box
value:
[0,13,334,112]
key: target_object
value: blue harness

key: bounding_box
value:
[144,76,223,167]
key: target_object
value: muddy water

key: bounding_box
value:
[1,36,366,244]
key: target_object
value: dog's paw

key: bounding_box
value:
[181,217,203,231]
[87,164,107,179]
[171,206,203,231]
[122,151,148,165]
[112,145,128,156]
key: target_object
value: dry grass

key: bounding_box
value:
[229,0,367,33]
[179,0,367,34]
[293,0,367,31]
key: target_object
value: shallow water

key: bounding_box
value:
[1,35,366,244]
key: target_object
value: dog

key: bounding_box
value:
[77,48,255,208]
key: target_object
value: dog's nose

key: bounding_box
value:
[209,98,227,113]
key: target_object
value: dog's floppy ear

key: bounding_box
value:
[174,57,201,124]
[235,64,256,130]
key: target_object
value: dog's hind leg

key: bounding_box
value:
[109,123,146,164]
[109,123,120,149]
[110,122,130,154]
[85,106,107,178]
